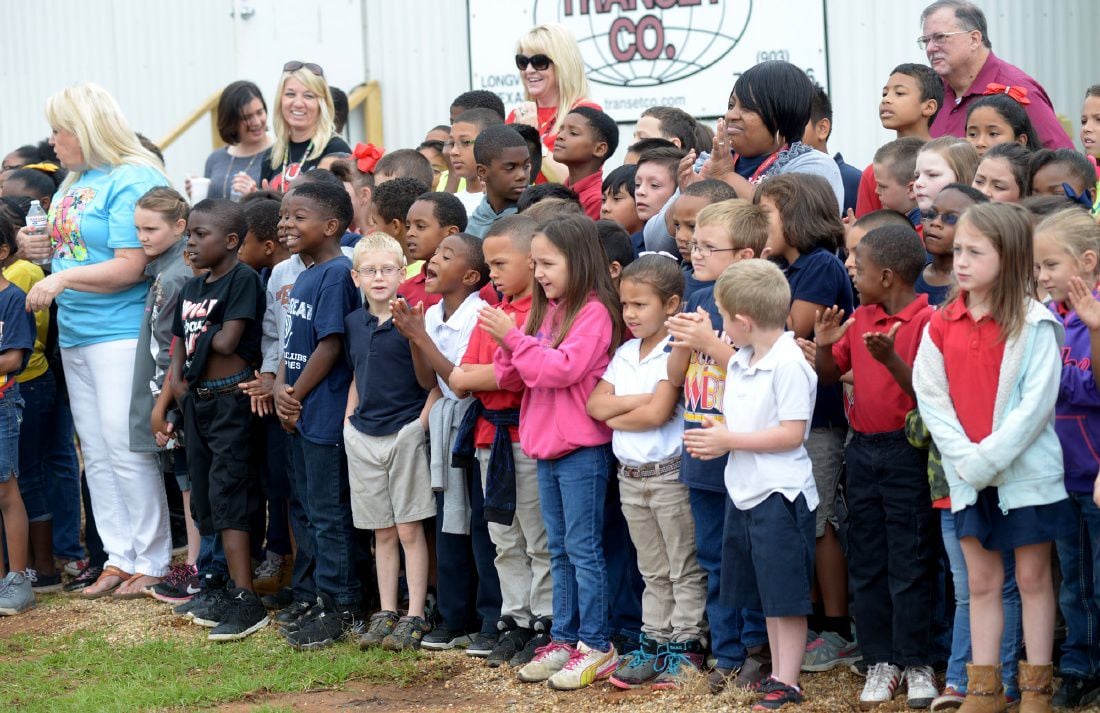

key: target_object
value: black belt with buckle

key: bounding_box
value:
[619,456,681,479]
[193,370,251,400]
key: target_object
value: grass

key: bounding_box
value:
[0,628,421,712]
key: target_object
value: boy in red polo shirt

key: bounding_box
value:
[810,224,939,708]
[448,214,551,669]
[554,107,620,221]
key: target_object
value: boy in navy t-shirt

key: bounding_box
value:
[273,182,362,650]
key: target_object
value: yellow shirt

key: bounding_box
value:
[3,260,49,382]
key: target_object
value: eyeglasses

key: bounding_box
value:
[443,138,475,151]
[515,53,553,72]
[356,265,401,278]
[916,31,969,49]
[283,60,325,77]
[920,208,961,225]
[688,242,736,258]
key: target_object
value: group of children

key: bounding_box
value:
[0,60,1099,713]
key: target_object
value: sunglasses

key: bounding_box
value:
[283,61,324,77]
[515,54,552,72]
[920,208,961,225]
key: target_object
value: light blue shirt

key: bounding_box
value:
[48,164,167,348]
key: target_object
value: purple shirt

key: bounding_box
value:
[930,51,1073,150]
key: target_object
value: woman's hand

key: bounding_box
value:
[704,118,735,181]
[25,273,65,312]
[514,101,539,128]
[232,172,264,197]
[16,226,51,264]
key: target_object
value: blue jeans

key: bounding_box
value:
[16,373,53,522]
[538,444,613,651]
[262,419,292,556]
[688,486,766,669]
[1056,492,1100,679]
[942,510,1021,696]
[196,533,227,576]
[288,434,359,609]
[46,383,84,560]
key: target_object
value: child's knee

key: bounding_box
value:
[374,526,398,546]
[1014,563,1052,597]
[396,521,424,545]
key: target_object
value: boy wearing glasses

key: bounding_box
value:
[342,233,435,652]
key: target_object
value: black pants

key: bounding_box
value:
[846,430,936,666]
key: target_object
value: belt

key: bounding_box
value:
[619,456,681,479]
[194,369,251,400]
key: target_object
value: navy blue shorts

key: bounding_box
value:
[954,487,1074,551]
[721,491,815,617]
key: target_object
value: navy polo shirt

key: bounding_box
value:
[786,248,854,429]
[344,306,428,437]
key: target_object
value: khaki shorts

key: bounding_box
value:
[344,419,435,529]
[806,426,846,538]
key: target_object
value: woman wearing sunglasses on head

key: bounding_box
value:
[507,24,601,184]
[242,61,350,194]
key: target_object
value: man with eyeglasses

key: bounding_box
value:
[919,0,1072,150]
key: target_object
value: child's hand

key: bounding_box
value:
[863,322,902,365]
[666,308,714,350]
[274,383,301,431]
[150,405,168,440]
[813,306,853,347]
[153,420,173,448]
[682,415,733,460]
[391,297,427,340]
[1067,276,1100,331]
[478,305,517,344]
[239,370,274,417]
[1093,471,1100,508]
[796,337,817,365]
[677,149,702,191]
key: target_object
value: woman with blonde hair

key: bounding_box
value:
[19,82,172,599]
[508,24,601,183]
[250,61,350,193]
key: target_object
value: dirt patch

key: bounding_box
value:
[0,592,194,645]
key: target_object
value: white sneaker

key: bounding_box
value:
[517,641,573,682]
[904,665,939,709]
[0,571,36,616]
[860,662,902,709]
[548,641,618,691]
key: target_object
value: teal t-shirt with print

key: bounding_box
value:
[48,164,167,348]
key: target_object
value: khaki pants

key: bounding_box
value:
[477,445,552,627]
[618,468,708,642]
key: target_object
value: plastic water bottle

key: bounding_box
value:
[25,200,50,266]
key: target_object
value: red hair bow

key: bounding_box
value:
[353,143,384,173]
[983,83,1031,105]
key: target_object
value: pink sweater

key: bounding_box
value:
[493,297,613,460]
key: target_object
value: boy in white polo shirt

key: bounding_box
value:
[683,259,818,711]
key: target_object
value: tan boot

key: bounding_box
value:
[1017,661,1053,713]
[957,664,1006,713]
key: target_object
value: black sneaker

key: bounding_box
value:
[421,626,473,651]
[284,594,363,650]
[26,568,63,594]
[510,616,551,667]
[63,565,103,594]
[1053,675,1100,708]
[207,588,270,641]
[149,564,200,604]
[177,573,229,620]
[381,615,431,651]
[359,610,400,649]
[261,587,295,610]
[752,681,804,710]
[274,599,315,630]
[487,618,532,668]
[466,630,499,658]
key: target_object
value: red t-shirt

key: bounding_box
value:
[461,294,532,447]
[566,170,604,221]
[506,100,602,184]
[855,163,883,218]
[832,294,933,434]
[928,294,1005,442]
[398,263,500,309]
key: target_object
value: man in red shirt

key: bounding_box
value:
[920,0,1072,149]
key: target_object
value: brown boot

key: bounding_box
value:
[957,664,1005,713]
[1017,661,1053,713]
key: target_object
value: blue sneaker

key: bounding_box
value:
[0,571,35,615]
[609,635,661,689]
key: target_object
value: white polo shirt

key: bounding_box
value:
[601,336,684,467]
[424,291,486,400]
[722,332,819,511]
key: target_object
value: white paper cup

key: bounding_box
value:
[190,177,211,203]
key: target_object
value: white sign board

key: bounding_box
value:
[468,0,829,122]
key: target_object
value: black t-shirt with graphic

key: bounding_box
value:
[261,135,352,191]
[172,262,265,384]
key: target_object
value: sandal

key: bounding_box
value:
[112,573,162,600]
[80,566,132,600]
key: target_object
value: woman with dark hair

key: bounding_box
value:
[199,80,273,200]
[685,61,844,211]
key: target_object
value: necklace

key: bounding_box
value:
[222,149,262,199]
[280,139,314,188]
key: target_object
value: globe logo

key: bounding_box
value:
[533,0,752,87]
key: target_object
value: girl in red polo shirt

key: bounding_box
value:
[913,202,1071,712]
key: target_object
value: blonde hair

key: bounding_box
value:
[270,68,337,170]
[45,83,167,191]
[696,199,769,256]
[1035,208,1100,275]
[517,24,590,138]
[920,136,980,186]
[952,202,1034,340]
[714,259,791,330]
[352,231,407,268]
